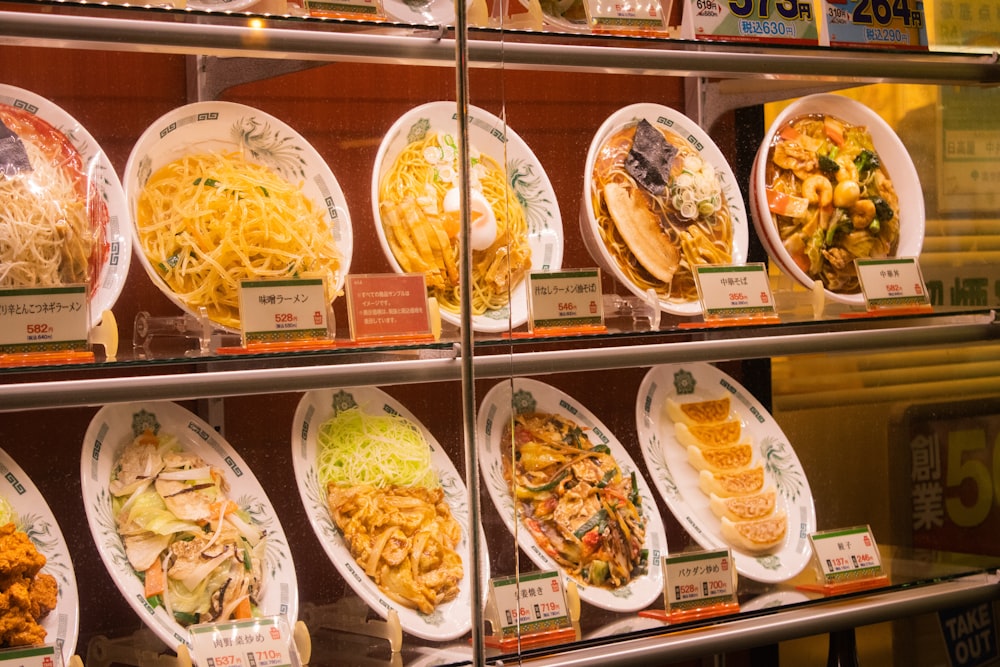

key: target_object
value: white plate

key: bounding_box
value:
[187,0,259,10]
[581,103,749,317]
[477,377,665,612]
[371,101,564,333]
[382,0,469,24]
[81,401,299,651]
[0,448,79,663]
[124,100,353,333]
[749,93,924,306]
[635,362,815,583]
[0,84,131,328]
[291,386,488,641]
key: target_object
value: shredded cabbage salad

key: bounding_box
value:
[0,495,14,527]
[316,406,438,488]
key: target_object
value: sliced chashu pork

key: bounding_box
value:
[603,181,680,283]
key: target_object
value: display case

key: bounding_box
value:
[1,2,1000,665]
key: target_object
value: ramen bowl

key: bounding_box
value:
[371,101,563,333]
[123,101,353,333]
[580,103,749,317]
[749,93,924,306]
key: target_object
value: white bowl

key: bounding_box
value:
[0,83,131,328]
[382,0,471,25]
[581,103,749,317]
[749,93,925,305]
[124,101,353,332]
[371,101,563,333]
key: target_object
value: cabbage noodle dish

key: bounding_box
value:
[110,430,265,626]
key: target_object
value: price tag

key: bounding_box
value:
[663,548,738,613]
[681,0,821,45]
[345,273,433,341]
[820,0,927,50]
[528,270,605,332]
[809,525,884,584]
[488,570,573,642]
[584,0,670,34]
[239,278,331,346]
[189,617,300,667]
[304,0,387,19]
[694,263,778,321]
[0,285,89,354]
[855,257,931,310]
[0,645,61,667]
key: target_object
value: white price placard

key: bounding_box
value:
[239,278,330,345]
[0,285,89,352]
[489,570,572,640]
[855,257,930,310]
[694,263,777,320]
[189,617,300,667]
[583,0,669,33]
[663,549,737,611]
[809,525,884,583]
[528,270,604,331]
[0,645,61,667]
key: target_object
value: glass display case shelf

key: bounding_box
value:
[510,548,1000,667]
[1,2,999,84]
[0,308,995,412]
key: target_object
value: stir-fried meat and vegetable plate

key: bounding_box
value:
[110,429,265,626]
[764,112,901,294]
[317,404,464,615]
[502,412,648,588]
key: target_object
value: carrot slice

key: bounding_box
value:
[824,116,845,147]
[765,188,809,218]
[234,596,253,619]
[144,557,165,600]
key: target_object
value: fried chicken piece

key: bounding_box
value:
[28,573,57,620]
[0,523,56,648]
[0,524,45,589]
[0,579,46,647]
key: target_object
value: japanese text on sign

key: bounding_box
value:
[489,570,573,641]
[239,278,329,345]
[189,617,298,667]
[0,285,89,352]
[528,270,604,330]
[664,548,737,612]
[809,525,884,582]
[683,0,820,44]
[346,273,432,340]
[694,263,777,320]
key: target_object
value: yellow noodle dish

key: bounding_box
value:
[135,151,343,331]
[763,113,900,294]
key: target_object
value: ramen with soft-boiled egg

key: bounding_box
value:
[377,130,531,316]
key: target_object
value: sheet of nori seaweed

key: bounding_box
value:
[0,117,31,178]
[624,119,677,197]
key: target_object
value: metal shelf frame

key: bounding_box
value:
[1,7,999,84]
[1,314,996,412]
[4,6,1000,665]
[523,572,1000,667]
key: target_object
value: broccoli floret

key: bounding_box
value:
[818,154,840,177]
[854,149,881,175]
[871,196,894,222]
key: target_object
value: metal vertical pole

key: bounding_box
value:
[453,1,486,665]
